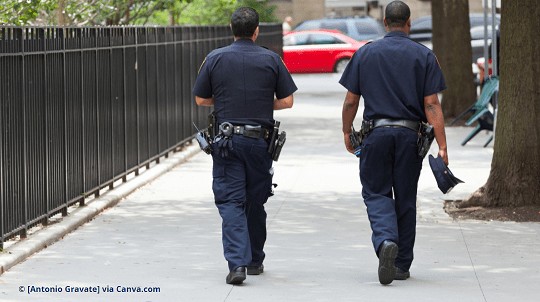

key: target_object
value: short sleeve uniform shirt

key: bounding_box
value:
[193,39,297,128]
[339,31,446,122]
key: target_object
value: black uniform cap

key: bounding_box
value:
[429,155,464,194]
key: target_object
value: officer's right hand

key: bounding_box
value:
[344,133,355,154]
[438,148,448,166]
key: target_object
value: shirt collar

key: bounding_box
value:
[233,38,256,46]
[385,31,408,38]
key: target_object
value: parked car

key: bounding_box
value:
[410,13,501,43]
[283,30,367,73]
[470,25,495,63]
[293,16,385,41]
[411,14,500,64]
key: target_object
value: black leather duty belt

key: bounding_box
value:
[233,125,270,140]
[373,119,420,132]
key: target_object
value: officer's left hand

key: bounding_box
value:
[344,133,355,154]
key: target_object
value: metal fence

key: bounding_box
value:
[0,24,283,248]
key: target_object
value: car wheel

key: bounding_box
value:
[335,58,350,73]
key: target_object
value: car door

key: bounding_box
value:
[305,33,348,72]
[283,33,311,73]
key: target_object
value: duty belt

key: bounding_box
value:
[372,119,420,132]
[232,125,270,140]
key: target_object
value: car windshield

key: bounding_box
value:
[310,34,345,45]
[320,21,348,34]
[284,33,310,46]
[411,18,432,31]
[354,21,384,40]
[470,25,493,40]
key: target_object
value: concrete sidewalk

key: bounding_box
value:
[1,74,538,302]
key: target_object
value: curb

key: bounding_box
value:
[0,141,201,275]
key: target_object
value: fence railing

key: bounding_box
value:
[0,23,283,249]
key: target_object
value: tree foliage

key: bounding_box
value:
[0,0,277,26]
[174,0,276,25]
[0,0,57,25]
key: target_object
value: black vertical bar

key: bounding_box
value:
[21,28,28,239]
[0,31,4,249]
[95,28,100,197]
[122,27,128,181]
[81,28,86,204]
[173,27,178,146]
[109,28,114,190]
[82,28,87,197]
[62,28,71,211]
[135,27,140,175]
[154,28,160,164]
[145,28,150,168]
[42,28,50,222]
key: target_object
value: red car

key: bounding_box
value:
[283,30,367,73]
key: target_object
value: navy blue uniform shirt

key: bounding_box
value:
[193,39,297,128]
[339,31,446,122]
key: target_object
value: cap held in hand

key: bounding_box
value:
[428,154,464,194]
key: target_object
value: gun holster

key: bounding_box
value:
[349,126,362,157]
[417,122,435,159]
[349,120,373,157]
[268,121,286,161]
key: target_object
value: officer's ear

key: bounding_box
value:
[405,18,411,33]
[383,18,389,31]
[252,26,260,41]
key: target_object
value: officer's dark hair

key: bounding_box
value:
[231,7,259,38]
[385,1,411,28]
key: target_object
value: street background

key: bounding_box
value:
[0,74,538,302]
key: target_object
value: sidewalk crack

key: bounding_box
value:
[459,221,487,302]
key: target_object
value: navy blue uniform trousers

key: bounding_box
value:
[360,127,422,271]
[212,135,273,271]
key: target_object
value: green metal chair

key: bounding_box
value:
[450,76,499,147]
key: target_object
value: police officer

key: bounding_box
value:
[193,7,297,285]
[340,1,448,285]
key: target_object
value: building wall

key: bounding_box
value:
[270,0,486,26]
[270,0,324,28]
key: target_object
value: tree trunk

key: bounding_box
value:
[57,0,66,25]
[432,0,476,121]
[461,0,540,208]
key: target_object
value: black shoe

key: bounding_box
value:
[378,240,398,285]
[247,264,264,275]
[226,267,246,285]
[394,267,410,280]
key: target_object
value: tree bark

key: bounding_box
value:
[461,0,540,208]
[57,0,66,25]
[432,0,476,121]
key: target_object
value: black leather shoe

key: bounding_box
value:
[394,267,410,280]
[378,240,398,285]
[226,267,246,285]
[247,264,264,275]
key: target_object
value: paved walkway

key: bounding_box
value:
[1,74,539,302]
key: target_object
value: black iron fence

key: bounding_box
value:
[0,24,283,248]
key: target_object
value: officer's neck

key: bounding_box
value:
[233,27,259,42]
[234,37,256,42]
[388,27,409,35]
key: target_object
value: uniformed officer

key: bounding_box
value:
[340,1,448,285]
[193,7,297,285]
